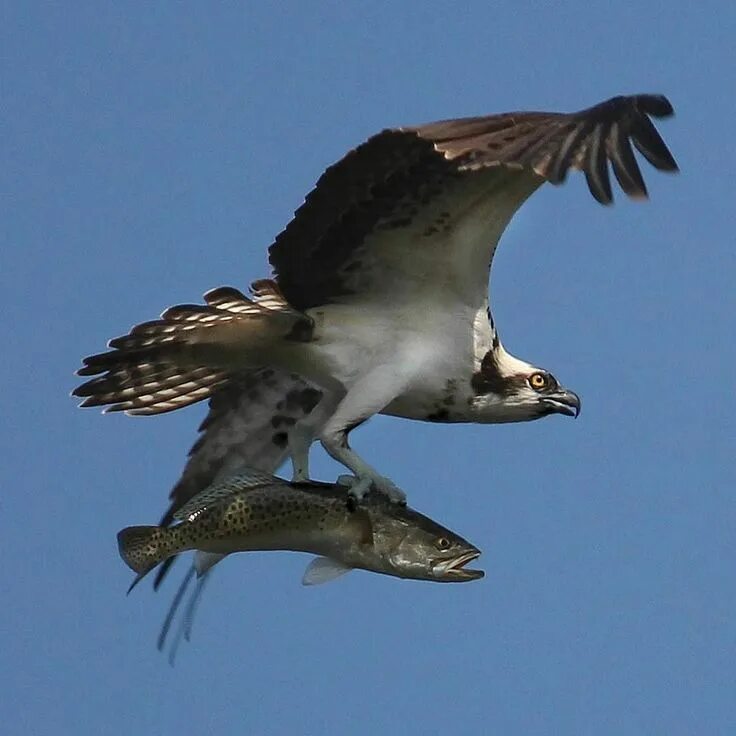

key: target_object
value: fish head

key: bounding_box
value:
[370,507,484,582]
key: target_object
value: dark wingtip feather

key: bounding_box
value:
[631,115,679,172]
[543,94,676,203]
[573,93,677,203]
[584,169,613,205]
[635,94,674,118]
[583,126,613,204]
[608,122,648,199]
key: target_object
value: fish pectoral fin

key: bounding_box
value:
[301,557,353,586]
[194,551,227,576]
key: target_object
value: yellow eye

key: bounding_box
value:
[436,537,451,550]
[529,373,549,390]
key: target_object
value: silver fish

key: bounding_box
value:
[118,469,483,588]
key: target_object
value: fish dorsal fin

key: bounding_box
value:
[193,551,227,576]
[302,557,353,586]
[173,468,277,522]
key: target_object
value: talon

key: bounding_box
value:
[336,473,407,504]
[370,473,406,504]
[347,476,373,502]
[380,481,407,505]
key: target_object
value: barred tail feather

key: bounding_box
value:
[76,359,230,415]
[73,284,313,415]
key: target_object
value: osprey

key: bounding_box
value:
[75,94,678,518]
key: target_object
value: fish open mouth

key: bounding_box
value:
[433,551,484,581]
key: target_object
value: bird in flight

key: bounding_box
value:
[75,94,677,518]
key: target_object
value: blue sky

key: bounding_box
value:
[3,2,735,734]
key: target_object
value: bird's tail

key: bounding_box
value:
[117,525,183,591]
[73,281,312,415]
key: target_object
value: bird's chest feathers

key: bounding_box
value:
[310,303,480,393]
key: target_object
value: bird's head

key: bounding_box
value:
[469,346,580,423]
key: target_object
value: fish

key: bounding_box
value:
[118,468,484,589]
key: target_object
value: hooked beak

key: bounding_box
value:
[432,550,484,581]
[540,388,581,418]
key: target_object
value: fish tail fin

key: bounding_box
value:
[117,526,179,591]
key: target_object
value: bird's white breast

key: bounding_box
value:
[306,300,491,419]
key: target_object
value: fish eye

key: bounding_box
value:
[435,536,451,550]
[529,372,549,391]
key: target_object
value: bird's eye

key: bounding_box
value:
[529,372,549,390]
[435,537,451,550]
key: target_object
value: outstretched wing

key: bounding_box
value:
[269,94,677,312]
[158,369,323,525]
[151,367,324,590]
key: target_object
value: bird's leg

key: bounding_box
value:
[288,424,313,482]
[320,365,411,504]
[288,392,344,482]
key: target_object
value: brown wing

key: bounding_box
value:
[157,369,323,525]
[416,94,677,200]
[152,367,324,589]
[268,94,677,311]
